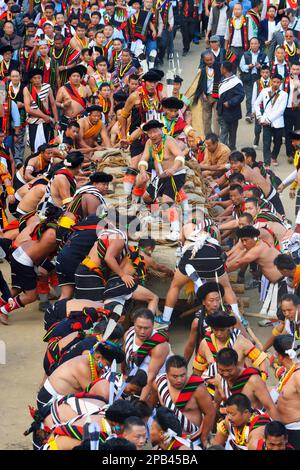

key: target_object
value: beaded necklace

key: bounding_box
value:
[8,83,20,100]
[285,42,296,57]
[88,352,98,382]
[152,134,167,163]
[52,48,64,60]
[119,61,133,78]
[277,363,298,393]
[76,35,88,49]
[232,15,245,30]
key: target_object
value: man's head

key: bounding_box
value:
[103,24,114,39]
[228,172,246,185]
[206,311,237,343]
[229,151,245,172]
[261,64,270,80]
[90,171,113,194]
[264,421,289,450]
[76,22,87,38]
[1,45,13,62]
[63,150,84,174]
[275,45,285,63]
[252,0,262,11]
[205,132,219,153]
[172,75,183,94]
[274,254,296,278]
[123,417,147,450]
[91,11,101,26]
[225,393,252,427]
[39,144,54,162]
[68,66,84,86]
[142,119,164,144]
[203,51,215,68]
[65,120,80,140]
[129,0,142,11]
[273,334,295,365]
[229,184,244,206]
[267,5,276,20]
[92,340,125,373]
[233,2,243,17]
[161,97,184,121]
[197,282,224,313]
[44,3,55,19]
[10,69,20,86]
[279,294,300,322]
[128,74,139,92]
[96,55,108,73]
[55,13,65,27]
[113,38,123,53]
[221,61,234,77]
[95,31,105,46]
[238,212,253,228]
[105,400,141,435]
[124,369,147,397]
[144,0,153,9]
[44,22,54,37]
[138,237,156,256]
[236,223,260,250]
[243,185,261,199]
[243,197,259,218]
[54,33,65,50]
[150,407,182,447]
[99,82,111,99]
[28,68,43,87]
[3,21,14,37]
[133,308,154,341]
[280,15,290,31]
[166,355,187,390]
[39,42,49,57]
[249,37,260,53]
[241,147,256,166]
[216,347,239,381]
[105,1,115,16]
[290,63,300,79]
[285,29,295,45]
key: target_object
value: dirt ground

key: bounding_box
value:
[0,38,296,450]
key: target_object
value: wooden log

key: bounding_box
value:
[233,284,245,294]
[179,306,199,319]
[244,312,277,320]
[246,327,264,350]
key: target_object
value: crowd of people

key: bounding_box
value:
[0,0,300,453]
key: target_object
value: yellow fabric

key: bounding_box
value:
[247,347,261,362]
[83,120,102,139]
[82,257,99,271]
[6,186,15,195]
[272,327,281,337]
[290,181,298,190]
[47,436,59,450]
[261,372,268,382]
[58,216,75,229]
[120,109,130,118]
[252,351,268,368]
[193,353,207,371]
[217,420,228,436]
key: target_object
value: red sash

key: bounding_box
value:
[175,374,204,410]
[230,367,261,395]
[55,168,76,196]
[64,83,86,109]
[29,85,50,116]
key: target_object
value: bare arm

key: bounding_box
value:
[119,93,136,139]
[184,319,198,363]
[251,376,280,420]
[23,87,50,121]
[226,245,261,272]
[140,343,170,401]
[100,124,111,148]
[195,385,216,448]
[48,88,58,122]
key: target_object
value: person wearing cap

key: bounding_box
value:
[200,35,226,67]
[184,281,229,363]
[77,104,111,152]
[0,19,22,50]
[64,171,112,223]
[254,73,288,168]
[23,68,59,153]
[161,97,189,141]
[171,75,191,116]
[193,311,269,383]
[50,33,80,87]
[56,65,91,131]
[36,39,60,94]
[0,44,18,82]
[206,1,231,49]
[69,22,89,52]
[138,118,186,240]
[118,69,164,199]
[36,339,125,417]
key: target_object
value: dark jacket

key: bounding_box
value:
[258,19,279,44]
[0,33,23,50]
[240,50,268,83]
[217,75,245,121]
[199,47,226,68]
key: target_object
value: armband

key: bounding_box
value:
[290,181,298,190]
[138,160,148,171]
[58,216,76,229]
[120,109,130,119]
[216,420,228,437]
[62,197,73,205]
[26,165,35,172]
[175,156,185,166]
[272,327,281,337]
[6,186,15,196]
[192,354,208,372]
[246,346,268,367]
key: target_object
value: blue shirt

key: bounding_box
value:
[11,100,21,128]
[229,0,252,15]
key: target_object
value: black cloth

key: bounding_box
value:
[146,173,186,202]
[103,274,138,300]
[11,257,36,291]
[74,263,105,301]
[287,429,300,451]
[44,298,68,331]
[217,78,245,122]
[181,16,196,52]
[178,243,225,278]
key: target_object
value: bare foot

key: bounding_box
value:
[0,313,9,325]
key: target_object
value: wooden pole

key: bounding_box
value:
[244,312,277,320]
[179,305,199,318]
[246,326,264,350]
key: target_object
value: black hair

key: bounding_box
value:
[225,393,252,413]
[247,187,262,199]
[99,82,111,90]
[273,335,294,357]
[131,400,152,419]
[228,172,245,183]
[91,11,101,17]
[241,146,256,161]
[166,355,187,373]
[267,4,276,10]
[274,254,296,271]
[251,0,262,8]
[216,347,239,366]
[239,212,253,223]
[67,120,80,129]
[133,308,154,324]
[264,421,287,438]
[205,132,219,143]
[229,184,243,194]
[128,369,148,388]
[155,406,182,435]
[244,197,259,206]
[129,74,139,81]
[105,437,136,450]
[114,103,125,113]
[76,22,87,30]
[221,61,234,73]
[279,293,300,306]
[229,151,245,163]
[123,416,145,432]
[54,33,65,41]
[138,237,156,249]
[105,400,141,423]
